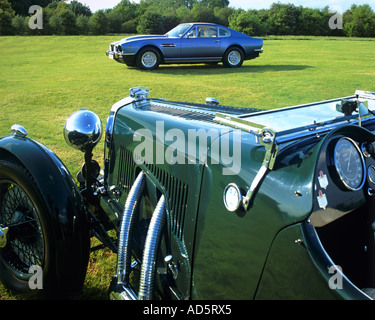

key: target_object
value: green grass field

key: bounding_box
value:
[0,35,374,299]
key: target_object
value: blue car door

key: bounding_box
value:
[161,39,182,59]
[180,25,221,58]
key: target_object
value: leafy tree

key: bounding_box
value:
[343,4,375,37]
[109,0,140,33]
[3,0,375,37]
[214,6,234,26]
[229,9,269,36]
[56,7,77,34]
[296,7,326,36]
[137,11,164,34]
[69,0,91,17]
[154,6,180,31]
[140,0,197,10]
[0,0,14,34]
[179,0,197,9]
[190,3,217,23]
[201,0,229,8]
[106,10,123,33]
[0,9,14,34]
[48,15,63,34]
[76,14,89,34]
[122,19,137,33]
[112,0,139,20]
[11,0,65,16]
[89,10,108,35]
[11,15,26,34]
[176,6,193,23]
[267,3,301,35]
[0,0,13,12]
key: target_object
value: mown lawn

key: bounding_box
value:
[0,35,374,299]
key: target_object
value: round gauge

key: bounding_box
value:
[223,183,242,212]
[334,137,365,191]
[368,165,375,184]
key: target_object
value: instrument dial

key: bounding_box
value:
[223,184,242,212]
[334,137,365,191]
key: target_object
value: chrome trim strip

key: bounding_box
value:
[164,57,221,63]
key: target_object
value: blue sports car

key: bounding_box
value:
[106,23,264,70]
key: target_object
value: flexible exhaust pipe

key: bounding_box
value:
[117,171,145,284]
[138,195,166,300]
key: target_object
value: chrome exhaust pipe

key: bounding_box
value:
[138,195,166,300]
[109,171,166,300]
[117,171,145,284]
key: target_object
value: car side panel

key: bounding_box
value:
[192,134,318,299]
[180,37,221,58]
[158,39,182,59]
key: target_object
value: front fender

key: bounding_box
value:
[0,134,90,290]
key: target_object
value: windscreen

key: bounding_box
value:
[241,98,375,133]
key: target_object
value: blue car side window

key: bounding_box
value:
[219,28,231,37]
[190,26,197,37]
[197,26,218,38]
[185,26,196,38]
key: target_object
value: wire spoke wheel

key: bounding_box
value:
[0,160,50,295]
[0,180,45,280]
[0,158,90,297]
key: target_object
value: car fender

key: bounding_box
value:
[137,44,165,61]
[122,39,165,57]
[0,134,90,290]
[222,44,246,61]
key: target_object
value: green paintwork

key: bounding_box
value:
[0,134,90,288]
[102,91,375,299]
[192,129,319,299]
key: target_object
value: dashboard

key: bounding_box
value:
[310,126,375,227]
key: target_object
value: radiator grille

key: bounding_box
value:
[118,147,188,240]
[118,147,136,189]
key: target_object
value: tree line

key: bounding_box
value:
[0,0,374,37]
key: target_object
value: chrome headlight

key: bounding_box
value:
[64,109,102,152]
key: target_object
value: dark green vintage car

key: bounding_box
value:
[1,88,375,300]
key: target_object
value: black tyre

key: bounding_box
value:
[223,47,244,68]
[136,47,161,70]
[0,160,87,297]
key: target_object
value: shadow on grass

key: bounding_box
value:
[0,283,109,300]
[143,63,312,75]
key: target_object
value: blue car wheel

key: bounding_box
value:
[223,47,244,68]
[136,47,161,70]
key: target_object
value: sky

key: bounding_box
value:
[73,0,375,12]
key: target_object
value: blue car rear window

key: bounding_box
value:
[219,28,231,37]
